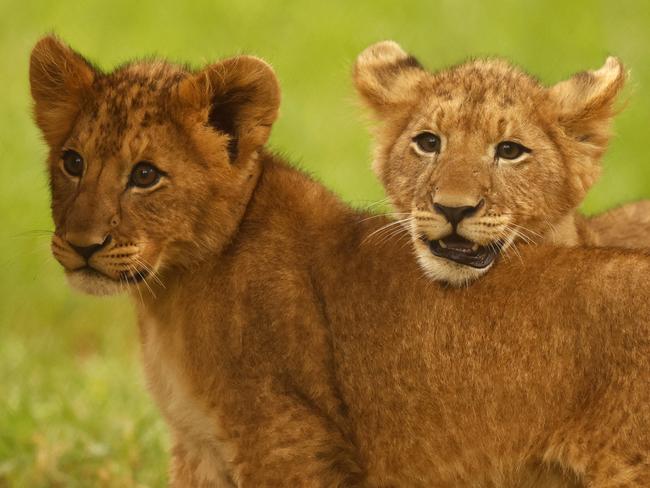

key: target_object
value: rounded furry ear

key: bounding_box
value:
[549,56,626,158]
[353,41,425,117]
[176,56,280,164]
[29,35,96,148]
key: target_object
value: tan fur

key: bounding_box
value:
[586,201,650,248]
[31,36,650,487]
[354,41,650,286]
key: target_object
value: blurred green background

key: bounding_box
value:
[1,0,649,486]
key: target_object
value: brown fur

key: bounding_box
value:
[31,36,650,487]
[354,41,650,286]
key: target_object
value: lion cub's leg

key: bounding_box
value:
[585,200,650,248]
[170,441,236,487]
[584,449,650,487]
[229,394,366,487]
[169,391,365,487]
[547,445,650,488]
[546,402,650,487]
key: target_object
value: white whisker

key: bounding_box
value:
[132,256,165,289]
[127,264,145,306]
[361,217,414,245]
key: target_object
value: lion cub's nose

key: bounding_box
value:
[68,234,112,260]
[434,200,484,228]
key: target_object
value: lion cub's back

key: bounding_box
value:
[587,200,650,248]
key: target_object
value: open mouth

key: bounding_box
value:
[423,234,504,269]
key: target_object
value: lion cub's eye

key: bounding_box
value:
[412,132,441,154]
[129,162,162,188]
[495,141,531,160]
[62,150,84,177]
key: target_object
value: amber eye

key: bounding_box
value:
[495,141,531,160]
[129,162,161,188]
[62,150,84,177]
[412,132,441,154]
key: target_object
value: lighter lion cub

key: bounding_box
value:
[355,41,650,286]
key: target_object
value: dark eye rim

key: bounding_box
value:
[128,161,166,189]
[61,149,85,177]
[495,140,532,160]
[412,132,442,154]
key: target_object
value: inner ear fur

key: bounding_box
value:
[29,35,96,148]
[549,56,626,157]
[177,56,281,164]
[354,40,425,117]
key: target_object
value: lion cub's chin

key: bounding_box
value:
[413,240,493,287]
[66,269,126,296]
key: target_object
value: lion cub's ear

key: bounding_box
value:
[29,35,97,148]
[549,57,626,157]
[176,56,280,165]
[354,41,425,117]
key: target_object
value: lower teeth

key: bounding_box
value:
[438,240,480,253]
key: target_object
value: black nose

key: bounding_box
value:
[434,200,484,227]
[69,235,112,260]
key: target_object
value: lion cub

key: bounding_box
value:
[354,41,650,285]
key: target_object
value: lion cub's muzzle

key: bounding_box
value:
[420,198,503,268]
[51,234,153,290]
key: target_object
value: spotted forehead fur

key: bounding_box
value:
[413,59,554,140]
[76,62,188,159]
[426,59,543,104]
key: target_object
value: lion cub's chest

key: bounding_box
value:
[140,315,234,486]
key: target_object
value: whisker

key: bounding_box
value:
[502,220,544,246]
[117,270,126,296]
[503,225,536,246]
[132,256,165,289]
[364,197,391,210]
[127,265,145,306]
[507,238,524,264]
[364,218,414,247]
[141,274,157,299]
[131,263,156,299]
[510,225,541,244]
[356,212,411,224]
[507,222,543,239]
[361,217,414,245]
[398,233,417,251]
[375,225,413,248]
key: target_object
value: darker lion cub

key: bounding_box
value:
[31,36,650,487]
[354,41,650,286]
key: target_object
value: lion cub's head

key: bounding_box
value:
[354,41,625,286]
[30,36,280,295]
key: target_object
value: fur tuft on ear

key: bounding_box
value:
[176,56,280,164]
[549,56,626,159]
[29,35,96,148]
[353,41,425,117]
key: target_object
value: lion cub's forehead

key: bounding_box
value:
[429,59,543,102]
[73,62,188,159]
[418,59,549,134]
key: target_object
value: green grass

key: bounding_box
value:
[1,0,650,485]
